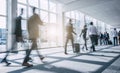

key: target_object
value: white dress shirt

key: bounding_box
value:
[88,25,98,35]
[112,30,118,37]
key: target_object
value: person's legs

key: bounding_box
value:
[113,37,115,46]
[64,37,69,54]
[71,37,74,53]
[1,52,11,66]
[119,37,120,45]
[1,38,17,66]
[83,37,87,50]
[22,48,33,66]
[100,38,102,45]
[22,39,36,67]
[103,39,105,45]
[115,37,118,46]
[93,35,97,51]
[105,39,107,45]
[36,47,44,60]
[21,41,32,61]
[90,35,93,50]
[90,35,96,51]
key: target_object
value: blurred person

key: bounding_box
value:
[64,19,76,54]
[22,7,44,67]
[118,31,120,45]
[99,32,104,45]
[80,25,88,50]
[103,32,109,45]
[88,22,98,52]
[1,8,31,66]
[112,28,118,46]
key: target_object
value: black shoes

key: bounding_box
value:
[6,63,11,66]
[40,57,45,60]
[64,52,68,55]
[1,58,11,66]
[22,62,33,67]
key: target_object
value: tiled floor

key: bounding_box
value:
[0,45,120,73]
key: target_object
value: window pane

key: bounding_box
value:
[17,4,27,18]
[0,0,6,15]
[50,13,56,23]
[76,12,80,20]
[21,20,27,30]
[64,17,70,25]
[18,0,27,4]
[0,17,6,28]
[40,10,48,23]
[65,12,71,17]
[40,0,48,10]
[71,11,75,19]
[29,0,39,7]
[49,2,56,13]
[0,17,7,51]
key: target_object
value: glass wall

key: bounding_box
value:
[64,11,84,45]
[0,0,7,52]
[64,11,112,46]
[0,0,113,52]
[17,0,62,50]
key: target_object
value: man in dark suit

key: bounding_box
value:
[1,8,31,66]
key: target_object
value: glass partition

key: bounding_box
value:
[0,0,7,52]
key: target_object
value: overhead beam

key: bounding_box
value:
[63,0,114,12]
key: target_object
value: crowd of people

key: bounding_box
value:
[98,28,120,46]
[1,7,120,67]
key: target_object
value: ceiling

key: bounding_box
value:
[51,0,120,27]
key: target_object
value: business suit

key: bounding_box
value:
[1,15,23,66]
[22,13,44,66]
[64,21,76,54]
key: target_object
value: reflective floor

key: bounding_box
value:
[0,45,120,73]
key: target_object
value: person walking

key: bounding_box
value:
[118,31,120,45]
[1,8,31,66]
[99,32,103,45]
[64,19,76,55]
[88,22,98,52]
[112,28,118,46]
[80,25,88,50]
[22,7,44,67]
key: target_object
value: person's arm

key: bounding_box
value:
[36,14,43,25]
[72,28,77,35]
[71,25,77,35]
[73,31,77,35]
[79,29,83,37]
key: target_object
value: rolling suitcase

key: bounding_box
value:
[74,43,80,53]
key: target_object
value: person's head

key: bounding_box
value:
[90,22,93,25]
[20,8,24,15]
[114,28,116,30]
[32,7,36,14]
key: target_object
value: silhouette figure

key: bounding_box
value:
[1,8,31,66]
[80,25,88,50]
[64,19,76,54]
[22,7,44,67]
